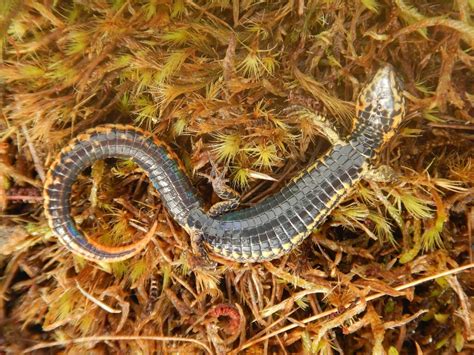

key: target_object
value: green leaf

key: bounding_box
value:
[154,50,189,84]
[361,0,380,13]
[423,110,445,123]
[295,296,309,310]
[171,0,185,18]
[238,50,264,78]
[434,313,449,324]
[19,65,45,79]
[415,80,434,95]
[65,30,89,55]
[399,194,433,219]
[368,211,395,244]
[384,298,396,313]
[455,331,464,352]
[301,331,312,354]
[422,210,447,251]
[161,28,190,45]
[111,261,129,279]
[232,167,250,189]
[435,336,449,350]
[248,143,282,168]
[143,1,158,20]
[211,133,241,163]
[130,259,148,283]
[172,116,187,136]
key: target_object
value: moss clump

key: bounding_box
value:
[1,1,473,353]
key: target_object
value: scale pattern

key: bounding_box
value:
[43,64,405,262]
[44,125,200,261]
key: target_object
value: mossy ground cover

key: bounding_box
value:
[0,1,473,353]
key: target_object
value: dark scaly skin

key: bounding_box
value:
[44,64,405,262]
[43,125,202,261]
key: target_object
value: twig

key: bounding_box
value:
[21,125,45,183]
[241,162,297,203]
[236,263,474,352]
[387,17,474,49]
[6,195,43,202]
[186,0,234,32]
[0,163,41,187]
[428,123,474,130]
[384,309,428,329]
[75,281,121,314]
[469,208,473,263]
[22,335,212,354]
[0,253,22,321]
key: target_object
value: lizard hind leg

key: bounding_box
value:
[188,227,217,268]
[208,200,240,217]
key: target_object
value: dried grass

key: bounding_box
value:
[1,1,473,353]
